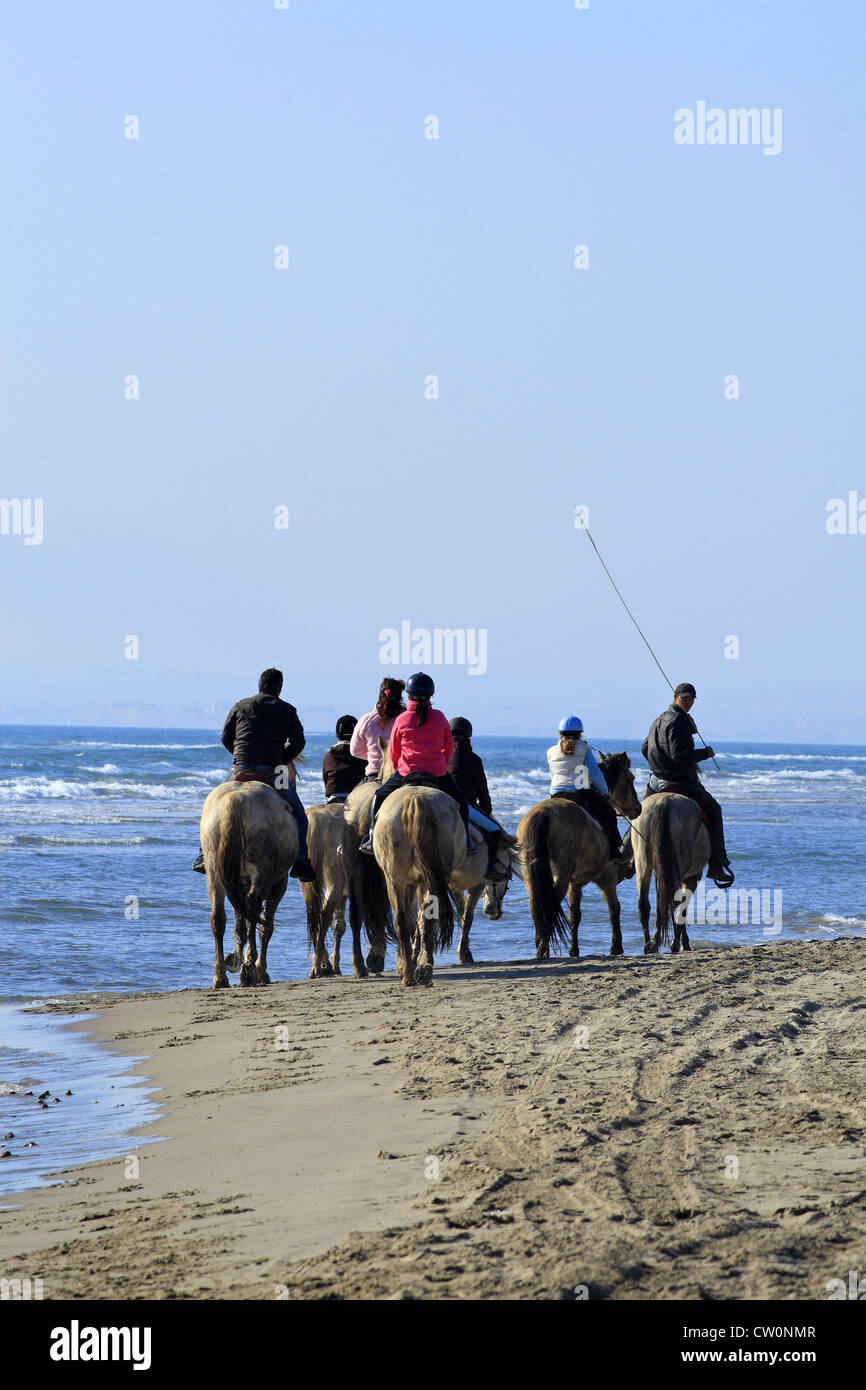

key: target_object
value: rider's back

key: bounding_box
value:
[222,693,305,768]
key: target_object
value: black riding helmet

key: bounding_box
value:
[335,714,357,741]
[449,716,472,739]
[406,672,435,698]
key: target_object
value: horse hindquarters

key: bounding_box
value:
[520,808,568,959]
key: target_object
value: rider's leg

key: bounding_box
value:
[584,788,626,859]
[467,806,506,880]
[359,773,404,852]
[686,783,730,867]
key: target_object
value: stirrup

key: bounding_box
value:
[710,863,735,889]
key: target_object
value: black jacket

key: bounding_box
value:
[447,741,492,816]
[322,742,366,798]
[221,693,306,770]
[642,703,713,784]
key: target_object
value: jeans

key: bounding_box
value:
[234,764,310,860]
[370,770,471,839]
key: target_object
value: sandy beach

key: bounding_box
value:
[1,936,864,1301]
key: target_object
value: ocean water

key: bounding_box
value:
[1,724,864,1191]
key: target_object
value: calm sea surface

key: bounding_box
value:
[2,724,864,1191]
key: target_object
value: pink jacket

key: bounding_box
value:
[390,701,453,777]
[350,709,397,776]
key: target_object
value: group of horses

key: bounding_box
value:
[199,747,712,990]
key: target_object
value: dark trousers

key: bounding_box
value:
[234,764,309,860]
[644,779,728,864]
[552,788,622,857]
[371,770,470,837]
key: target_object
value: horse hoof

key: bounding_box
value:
[415,966,433,986]
[224,951,242,973]
[258,972,271,985]
[366,953,385,974]
[670,941,680,954]
[609,945,624,957]
[457,953,475,966]
[353,965,368,979]
[568,949,580,959]
[644,943,658,956]
[212,977,229,990]
[240,966,257,987]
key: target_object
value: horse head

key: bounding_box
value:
[481,836,519,920]
[599,750,642,820]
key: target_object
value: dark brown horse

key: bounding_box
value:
[632,792,711,954]
[517,751,642,959]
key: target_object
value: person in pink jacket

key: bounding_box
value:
[359,672,471,853]
[350,677,406,781]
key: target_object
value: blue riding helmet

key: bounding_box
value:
[406,672,435,697]
[558,715,584,734]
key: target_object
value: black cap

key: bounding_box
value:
[674,682,696,697]
[335,714,357,740]
[449,716,472,739]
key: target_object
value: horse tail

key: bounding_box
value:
[216,792,249,918]
[301,879,324,955]
[654,799,682,946]
[401,794,456,951]
[522,808,568,952]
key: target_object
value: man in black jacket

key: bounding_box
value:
[640,682,733,886]
[192,668,315,882]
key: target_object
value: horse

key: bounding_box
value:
[201,773,321,989]
[301,801,362,978]
[631,792,711,954]
[372,779,465,987]
[450,827,520,965]
[517,751,642,959]
[342,776,391,975]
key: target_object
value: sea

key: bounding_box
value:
[1,724,864,1193]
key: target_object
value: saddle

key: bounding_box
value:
[231,769,294,817]
[402,771,440,789]
[648,784,711,829]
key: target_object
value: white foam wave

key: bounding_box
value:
[722,751,866,763]
[81,763,120,774]
[66,741,219,750]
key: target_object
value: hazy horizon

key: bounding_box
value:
[2,2,863,744]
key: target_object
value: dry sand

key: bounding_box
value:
[1,937,864,1300]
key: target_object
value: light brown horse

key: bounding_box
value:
[631,792,711,954]
[517,751,642,959]
[450,828,520,964]
[342,776,390,975]
[301,801,363,977]
[373,781,465,986]
[201,776,320,988]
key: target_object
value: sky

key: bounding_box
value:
[1,0,864,742]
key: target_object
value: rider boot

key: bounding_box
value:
[192,848,206,874]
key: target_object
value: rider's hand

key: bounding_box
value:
[703,746,714,759]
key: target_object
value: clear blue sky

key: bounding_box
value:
[1,1,863,741]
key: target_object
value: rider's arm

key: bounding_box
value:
[668,713,701,769]
[473,754,492,817]
[349,715,368,762]
[220,706,237,754]
[283,707,306,763]
[584,749,607,794]
[389,719,403,769]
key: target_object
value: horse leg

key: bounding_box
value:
[257,895,280,985]
[677,875,698,952]
[330,896,346,975]
[308,884,333,979]
[239,910,258,986]
[415,892,437,987]
[597,869,624,956]
[210,883,229,989]
[223,907,246,973]
[638,871,656,954]
[394,887,416,988]
[458,888,479,965]
[568,883,582,958]
[347,888,369,978]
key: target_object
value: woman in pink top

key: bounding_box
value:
[358,672,471,851]
[350,677,406,780]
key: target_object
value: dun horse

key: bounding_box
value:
[518,751,641,958]
[631,792,711,954]
[201,772,321,989]
[373,779,465,987]
[451,829,519,965]
[301,801,363,978]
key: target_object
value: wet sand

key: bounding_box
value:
[1,937,864,1300]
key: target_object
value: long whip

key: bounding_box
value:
[580,524,721,773]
